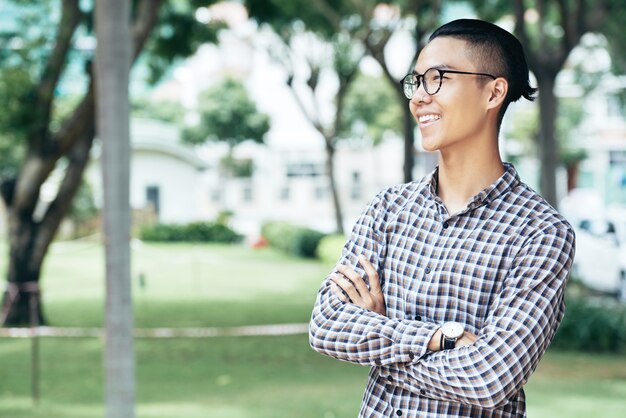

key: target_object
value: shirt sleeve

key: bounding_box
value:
[309,189,439,366]
[380,224,576,409]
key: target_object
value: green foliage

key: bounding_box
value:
[261,221,327,258]
[245,0,351,38]
[341,71,403,144]
[139,221,242,243]
[552,296,626,353]
[182,77,270,147]
[141,1,225,84]
[219,155,254,177]
[67,178,98,237]
[316,233,346,265]
[131,97,185,123]
[0,67,34,177]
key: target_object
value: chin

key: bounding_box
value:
[420,138,441,153]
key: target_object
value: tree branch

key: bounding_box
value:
[132,0,165,61]
[310,0,342,31]
[34,0,82,142]
[37,132,95,266]
[556,0,575,52]
[584,0,610,32]
[513,0,538,72]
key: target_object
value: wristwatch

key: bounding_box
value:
[440,322,464,350]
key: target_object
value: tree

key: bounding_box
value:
[247,0,446,184]
[0,0,221,326]
[247,1,371,234]
[182,77,270,149]
[182,77,270,178]
[95,0,134,415]
[470,0,614,207]
[312,0,445,181]
[263,27,364,234]
[341,71,404,145]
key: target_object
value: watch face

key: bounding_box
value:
[442,322,464,339]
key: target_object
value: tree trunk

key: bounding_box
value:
[1,127,95,326]
[536,74,559,207]
[95,0,135,416]
[325,141,344,235]
[1,0,163,326]
[402,105,416,183]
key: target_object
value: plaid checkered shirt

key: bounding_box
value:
[309,163,575,417]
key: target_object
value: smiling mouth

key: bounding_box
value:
[418,114,441,125]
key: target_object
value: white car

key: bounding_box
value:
[572,215,626,301]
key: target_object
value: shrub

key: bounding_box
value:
[552,295,626,352]
[316,234,346,265]
[139,221,242,243]
[261,222,326,258]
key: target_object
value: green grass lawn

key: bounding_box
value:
[0,240,625,417]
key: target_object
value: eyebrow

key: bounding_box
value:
[412,64,456,75]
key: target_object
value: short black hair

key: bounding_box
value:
[429,19,537,124]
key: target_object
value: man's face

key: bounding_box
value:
[410,37,495,153]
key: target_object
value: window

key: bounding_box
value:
[286,162,324,177]
[280,186,290,201]
[242,186,253,202]
[146,186,160,217]
[211,188,221,203]
[315,185,327,200]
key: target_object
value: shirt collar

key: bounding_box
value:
[424,162,520,210]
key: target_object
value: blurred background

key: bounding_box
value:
[0,1,625,417]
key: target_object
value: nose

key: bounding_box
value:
[411,84,430,104]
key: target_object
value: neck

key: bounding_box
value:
[436,135,504,215]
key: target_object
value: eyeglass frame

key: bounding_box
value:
[401,67,497,99]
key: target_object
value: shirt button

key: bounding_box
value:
[425,267,431,274]
[443,221,449,229]
[396,410,403,416]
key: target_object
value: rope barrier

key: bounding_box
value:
[0,323,310,339]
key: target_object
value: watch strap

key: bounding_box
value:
[442,336,456,350]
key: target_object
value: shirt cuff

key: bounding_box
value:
[391,320,439,363]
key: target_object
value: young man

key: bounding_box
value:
[309,19,575,417]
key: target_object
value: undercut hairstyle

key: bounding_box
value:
[429,19,537,125]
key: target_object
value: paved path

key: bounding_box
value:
[0,323,309,338]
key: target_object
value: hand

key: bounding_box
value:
[455,331,478,348]
[330,255,386,316]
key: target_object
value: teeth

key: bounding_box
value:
[419,114,441,123]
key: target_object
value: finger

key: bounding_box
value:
[336,264,370,298]
[358,255,381,293]
[330,283,347,302]
[330,273,361,302]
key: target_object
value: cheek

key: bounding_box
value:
[409,100,418,116]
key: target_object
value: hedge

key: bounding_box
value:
[316,234,346,265]
[139,221,242,243]
[552,295,626,352]
[261,222,326,258]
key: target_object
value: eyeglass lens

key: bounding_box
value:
[402,69,442,99]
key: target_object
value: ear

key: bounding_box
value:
[486,77,508,110]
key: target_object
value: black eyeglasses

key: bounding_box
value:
[401,68,496,99]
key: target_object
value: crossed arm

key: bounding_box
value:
[309,226,575,408]
[330,255,478,351]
